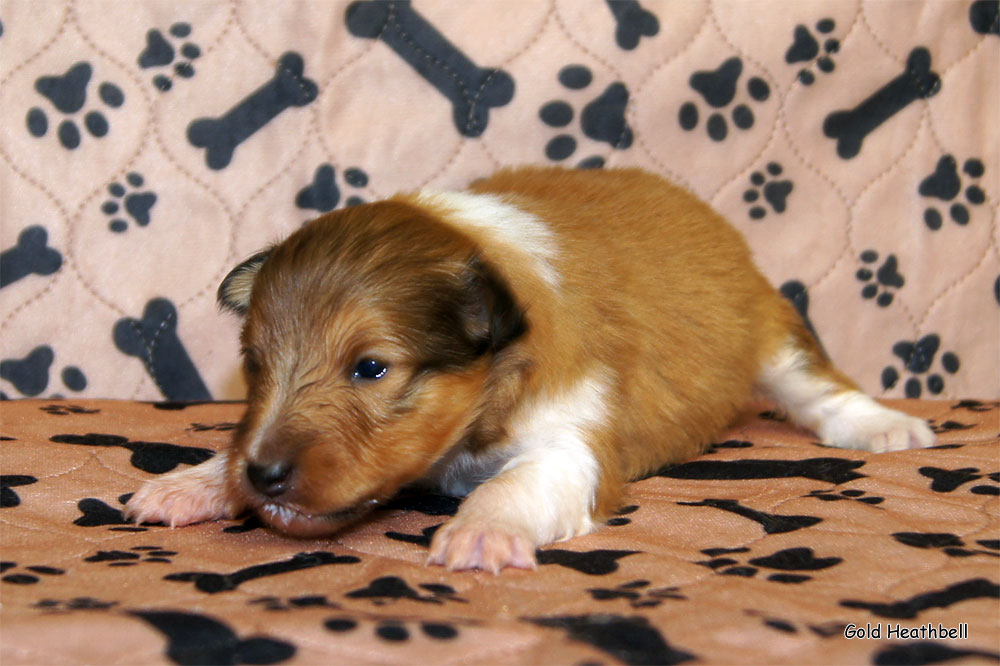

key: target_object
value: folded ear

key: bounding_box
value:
[461,258,528,354]
[217,250,272,315]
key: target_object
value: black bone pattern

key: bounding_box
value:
[0,227,62,288]
[113,299,211,401]
[187,52,318,169]
[345,1,514,137]
[605,0,660,50]
[823,47,940,159]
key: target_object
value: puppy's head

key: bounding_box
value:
[218,200,525,536]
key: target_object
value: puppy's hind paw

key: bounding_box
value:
[819,394,936,453]
[864,413,936,453]
[427,521,537,574]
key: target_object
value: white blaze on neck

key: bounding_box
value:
[434,369,611,546]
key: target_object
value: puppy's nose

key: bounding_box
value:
[246,460,293,498]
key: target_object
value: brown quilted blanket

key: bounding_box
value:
[2,398,997,664]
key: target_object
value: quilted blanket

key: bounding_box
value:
[0,0,997,402]
[2,1,999,664]
[2,398,998,664]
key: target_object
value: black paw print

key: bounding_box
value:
[138,22,201,92]
[1,474,37,508]
[786,18,840,85]
[696,546,841,583]
[856,250,904,307]
[882,334,960,397]
[743,162,793,219]
[296,164,369,213]
[538,64,634,167]
[678,57,770,141]
[325,616,460,643]
[606,504,638,526]
[39,403,100,416]
[1,561,65,585]
[805,488,884,505]
[346,576,466,606]
[920,156,986,230]
[0,345,86,398]
[102,173,157,233]
[35,597,118,612]
[893,531,1000,558]
[251,594,341,611]
[587,579,686,608]
[26,62,124,150]
[188,422,239,432]
[84,545,177,567]
[707,439,754,454]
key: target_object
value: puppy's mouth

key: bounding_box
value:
[254,498,380,538]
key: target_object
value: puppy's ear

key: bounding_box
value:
[217,250,272,315]
[462,259,527,354]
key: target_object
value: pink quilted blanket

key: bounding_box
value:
[0,0,997,402]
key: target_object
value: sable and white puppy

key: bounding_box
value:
[125,167,935,572]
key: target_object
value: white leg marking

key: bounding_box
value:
[414,190,561,290]
[123,450,242,527]
[758,342,935,453]
[428,371,609,573]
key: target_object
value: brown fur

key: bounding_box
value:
[128,166,909,567]
[234,167,851,526]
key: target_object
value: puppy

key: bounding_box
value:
[125,167,935,572]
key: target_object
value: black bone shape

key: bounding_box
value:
[824,47,940,159]
[0,226,62,288]
[605,0,660,51]
[187,52,318,169]
[113,298,211,401]
[345,1,514,137]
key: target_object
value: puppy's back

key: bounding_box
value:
[464,167,785,482]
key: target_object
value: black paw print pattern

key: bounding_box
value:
[606,504,638,527]
[805,488,884,505]
[856,250,904,307]
[138,22,201,92]
[539,64,633,168]
[587,579,686,608]
[296,164,369,213]
[882,334,960,398]
[0,345,86,397]
[26,62,124,150]
[325,616,460,643]
[786,18,839,85]
[102,173,157,233]
[39,404,99,416]
[893,532,1000,558]
[743,162,793,219]
[678,57,770,141]
[1,561,65,585]
[35,597,118,612]
[920,156,986,230]
[84,545,177,567]
[1,474,37,508]
[696,546,842,584]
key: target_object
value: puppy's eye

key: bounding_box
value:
[242,348,261,375]
[352,358,388,381]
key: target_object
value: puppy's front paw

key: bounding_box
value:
[123,456,239,527]
[427,520,537,574]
